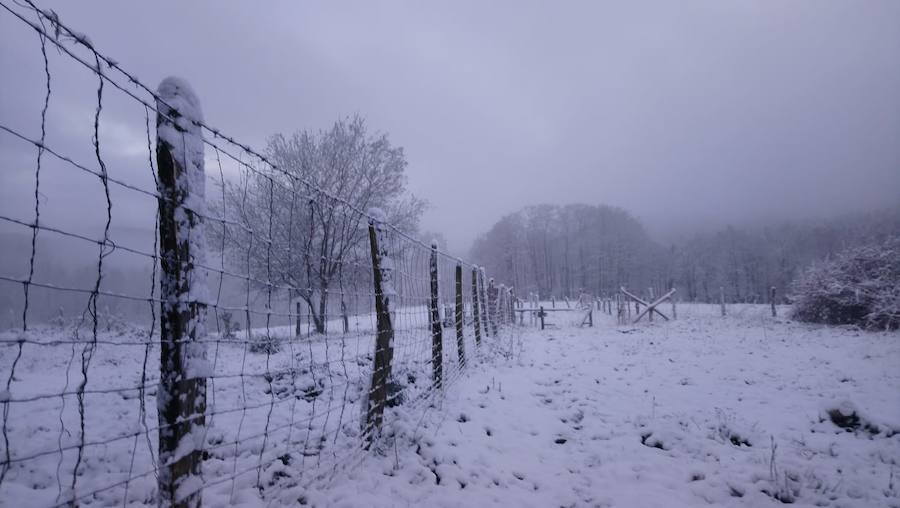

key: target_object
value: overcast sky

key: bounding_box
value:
[1,0,898,254]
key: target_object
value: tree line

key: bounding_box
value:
[470,204,900,303]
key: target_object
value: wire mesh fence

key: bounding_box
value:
[0,1,520,505]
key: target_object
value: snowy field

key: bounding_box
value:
[1,303,898,507]
[307,304,900,508]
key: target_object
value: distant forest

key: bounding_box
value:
[470,205,900,303]
[2,206,898,330]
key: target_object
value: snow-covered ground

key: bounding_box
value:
[1,303,898,507]
[307,304,900,507]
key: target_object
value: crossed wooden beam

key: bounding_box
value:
[620,287,676,324]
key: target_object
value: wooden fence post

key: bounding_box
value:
[509,287,516,326]
[365,211,395,441]
[471,267,482,346]
[429,243,443,390]
[539,306,545,330]
[455,262,465,366]
[770,286,777,317]
[496,283,505,327]
[487,278,498,336]
[720,286,726,317]
[156,77,208,508]
[479,268,490,337]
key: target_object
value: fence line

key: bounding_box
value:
[0,1,520,506]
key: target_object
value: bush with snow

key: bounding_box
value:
[791,236,900,330]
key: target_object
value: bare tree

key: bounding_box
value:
[215,115,425,334]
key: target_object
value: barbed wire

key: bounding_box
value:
[0,0,522,506]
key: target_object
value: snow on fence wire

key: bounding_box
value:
[0,2,519,506]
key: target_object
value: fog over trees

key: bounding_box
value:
[470,205,900,303]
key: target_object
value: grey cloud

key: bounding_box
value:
[1,0,898,254]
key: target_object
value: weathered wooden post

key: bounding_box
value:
[365,209,395,441]
[156,77,208,508]
[588,308,593,327]
[487,278,498,336]
[616,293,624,324]
[539,306,545,330]
[471,267,482,347]
[479,268,490,337]
[551,296,555,309]
[770,286,777,317]
[454,262,465,366]
[720,286,726,317]
[496,283,505,327]
[429,243,443,390]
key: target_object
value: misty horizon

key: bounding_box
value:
[2,1,899,255]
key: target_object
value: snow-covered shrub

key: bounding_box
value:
[791,236,900,330]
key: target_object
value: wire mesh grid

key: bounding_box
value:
[0,1,520,505]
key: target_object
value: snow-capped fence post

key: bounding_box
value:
[720,286,726,317]
[429,243,443,390]
[365,211,395,441]
[770,287,777,317]
[455,262,465,366]
[471,267,482,347]
[155,77,208,508]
